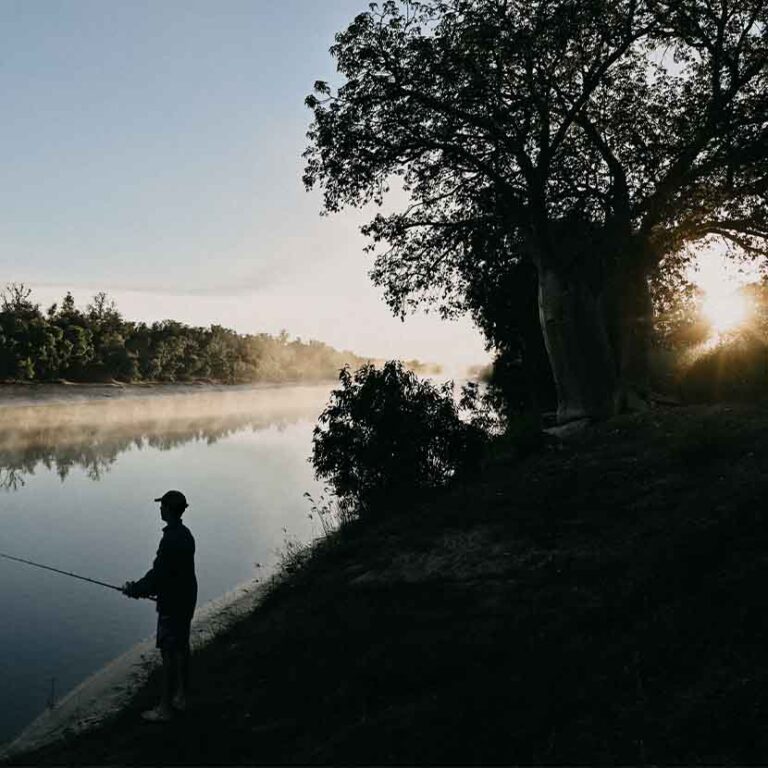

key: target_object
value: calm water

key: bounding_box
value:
[0,384,331,743]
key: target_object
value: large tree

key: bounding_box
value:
[304,0,768,421]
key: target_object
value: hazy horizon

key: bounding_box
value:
[1,0,489,371]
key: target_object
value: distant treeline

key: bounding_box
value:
[0,284,439,384]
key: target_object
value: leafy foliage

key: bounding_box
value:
[651,252,710,351]
[306,0,768,301]
[0,284,371,384]
[311,361,489,514]
[305,0,768,414]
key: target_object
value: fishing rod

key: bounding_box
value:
[0,550,155,600]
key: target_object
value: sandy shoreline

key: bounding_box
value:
[0,574,279,760]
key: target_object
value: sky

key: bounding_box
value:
[0,0,489,372]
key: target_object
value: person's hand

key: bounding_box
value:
[122,581,139,599]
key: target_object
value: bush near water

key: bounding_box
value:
[311,361,492,516]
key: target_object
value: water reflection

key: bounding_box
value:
[0,385,330,490]
[0,384,331,745]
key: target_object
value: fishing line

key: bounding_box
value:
[0,550,155,600]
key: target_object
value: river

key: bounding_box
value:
[0,384,332,744]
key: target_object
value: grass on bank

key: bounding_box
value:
[7,403,768,764]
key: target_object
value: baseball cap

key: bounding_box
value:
[154,490,189,511]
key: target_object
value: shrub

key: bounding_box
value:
[311,362,488,515]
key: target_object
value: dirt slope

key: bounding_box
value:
[8,404,768,764]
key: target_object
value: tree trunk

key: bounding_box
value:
[517,262,557,420]
[538,266,619,423]
[600,252,654,412]
[615,266,653,411]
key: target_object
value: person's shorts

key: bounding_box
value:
[156,613,193,652]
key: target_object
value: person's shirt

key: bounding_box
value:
[132,518,197,616]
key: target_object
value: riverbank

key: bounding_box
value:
[0,578,270,760]
[6,403,768,764]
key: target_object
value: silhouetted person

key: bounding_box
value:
[123,490,197,722]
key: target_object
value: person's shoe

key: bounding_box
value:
[172,694,187,712]
[141,706,173,723]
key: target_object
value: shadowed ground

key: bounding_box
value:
[7,404,768,764]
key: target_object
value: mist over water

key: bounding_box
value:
[0,385,332,489]
[0,384,331,743]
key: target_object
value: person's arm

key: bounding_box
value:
[123,536,169,599]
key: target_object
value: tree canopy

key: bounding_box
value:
[304,0,768,419]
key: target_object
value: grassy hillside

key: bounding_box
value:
[8,404,768,764]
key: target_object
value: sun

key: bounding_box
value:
[688,248,758,338]
[700,290,749,335]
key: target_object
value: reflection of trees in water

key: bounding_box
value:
[0,468,26,491]
[0,412,306,490]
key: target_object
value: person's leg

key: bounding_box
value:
[141,652,175,721]
[160,649,176,714]
[173,645,190,708]
[172,614,192,708]
[142,616,176,721]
